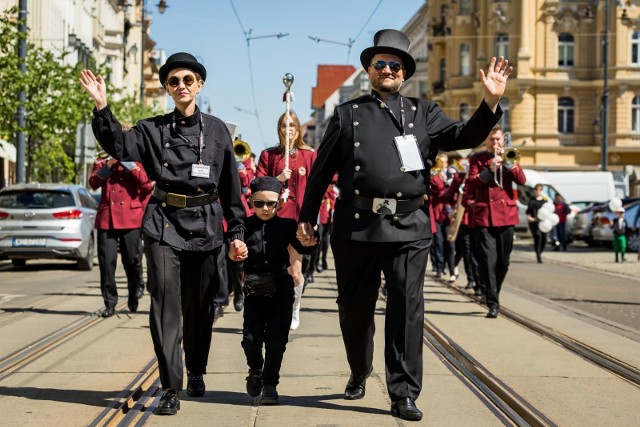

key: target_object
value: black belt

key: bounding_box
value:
[339,194,424,214]
[152,187,218,208]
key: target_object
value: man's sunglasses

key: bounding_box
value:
[371,60,404,72]
[253,200,278,209]
[166,75,196,87]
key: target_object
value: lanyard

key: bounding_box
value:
[371,92,405,136]
[172,113,205,164]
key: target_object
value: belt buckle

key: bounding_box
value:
[166,192,187,208]
[372,198,396,214]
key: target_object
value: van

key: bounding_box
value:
[539,171,616,204]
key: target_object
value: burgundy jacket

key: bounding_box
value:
[465,151,525,228]
[89,159,153,230]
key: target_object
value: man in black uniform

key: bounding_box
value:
[297,29,512,421]
[80,53,247,415]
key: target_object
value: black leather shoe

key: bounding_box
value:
[156,390,180,415]
[465,281,475,290]
[344,373,368,400]
[136,286,145,299]
[128,295,139,313]
[486,307,499,318]
[101,307,115,318]
[233,292,245,312]
[391,397,423,421]
[186,374,205,397]
[214,304,224,320]
[261,385,279,405]
[246,368,262,397]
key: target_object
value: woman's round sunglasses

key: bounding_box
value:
[167,74,197,87]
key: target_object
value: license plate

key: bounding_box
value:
[12,237,46,247]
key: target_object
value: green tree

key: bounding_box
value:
[0,7,163,184]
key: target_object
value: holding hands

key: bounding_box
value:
[228,239,248,261]
[479,56,513,112]
[79,69,108,110]
[296,222,318,247]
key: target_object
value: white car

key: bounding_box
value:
[0,183,97,269]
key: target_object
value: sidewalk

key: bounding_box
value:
[513,235,640,279]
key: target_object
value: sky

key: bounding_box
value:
[150,0,425,154]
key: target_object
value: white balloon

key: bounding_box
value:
[538,219,553,233]
[548,213,560,226]
[542,201,555,212]
[537,209,550,221]
[608,198,623,212]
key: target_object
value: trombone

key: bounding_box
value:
[494,131,520,188]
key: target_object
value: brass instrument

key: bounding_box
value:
[233,138,251,163]
[494,131,520,188]
[447,165,468,242]
[430,156,446,176]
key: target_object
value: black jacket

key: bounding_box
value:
[92,106,245,251]
[299,91,501,242]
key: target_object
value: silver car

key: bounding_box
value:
[0,183,97,269]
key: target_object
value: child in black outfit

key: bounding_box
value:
[228,176,317,405]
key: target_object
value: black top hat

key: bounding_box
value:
[360,29,416,80]
[159,52,207,85]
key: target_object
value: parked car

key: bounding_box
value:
[588,200,640,251]
[569,202,604,244]
[0,183,97,269]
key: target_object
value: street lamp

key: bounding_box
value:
[140,0,168,106]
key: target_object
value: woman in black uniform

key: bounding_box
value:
[80,52,247,416]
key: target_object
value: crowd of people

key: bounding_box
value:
[80,28,513,422]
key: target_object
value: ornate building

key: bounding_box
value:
[422,0,640,179]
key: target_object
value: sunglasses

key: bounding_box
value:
[253,200,278,209]
[371,60,404,72]
[166,74,197,87]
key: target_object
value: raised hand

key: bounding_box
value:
[79,69,108,110]
[479,56,513,112]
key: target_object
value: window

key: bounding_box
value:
[460,0,471,14]
[632,96,640,133]
[558,97,575,133]
[632,31,640,65]
[498,97,510,131]
[558,33,574,67]
[460,44,471,76]
[496,33,509,58]
[459,103,470,121]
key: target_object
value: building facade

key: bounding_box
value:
[421,0,640,183]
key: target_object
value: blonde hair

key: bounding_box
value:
[276,110,307,152]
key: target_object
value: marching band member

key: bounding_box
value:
[466,125,525,318]
[257,110,317,330]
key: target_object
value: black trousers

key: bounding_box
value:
[144,236,220,391]
[455,226,480,285]
[331,235,430,402]
[97,228,144,309]
[242,276,294,387]
[441,224,456,275]
[555,223,568,251]
[474,226,514,310]
[213,241,230,307]
[431,222,445,273]
[529,222,547,260]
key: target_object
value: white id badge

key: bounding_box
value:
[191,164,211,178]
[393,134,424,172]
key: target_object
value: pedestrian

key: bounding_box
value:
[256,110,317,330]
[553,193,571,251]
[231,176,317,405]
[296,29,512,421]
[79,52,248,416]
[88,153,153,318]
[526,183,549,263]
[612,207,628,263]
[466,125,526,318]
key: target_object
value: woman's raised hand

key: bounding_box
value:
[79,69,108,110]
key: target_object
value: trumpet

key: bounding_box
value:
[233,138,251,163]
[494,131,520,188]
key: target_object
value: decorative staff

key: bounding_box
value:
[282,73,295,202]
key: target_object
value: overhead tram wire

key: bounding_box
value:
[307,0,384,64]
[229,0,288,147]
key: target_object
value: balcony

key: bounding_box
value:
[92,16,105,47]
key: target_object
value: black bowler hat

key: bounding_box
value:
[360,29,416,80]
[250,176,282,194]
[159,52,207,85]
